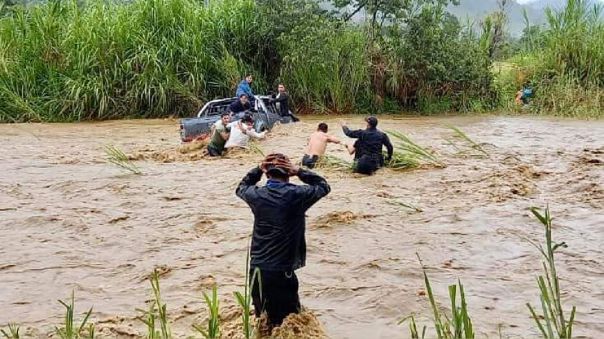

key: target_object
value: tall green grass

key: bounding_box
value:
[137,270,171,339]
[526,207,576,338]
[55,292,95,339]
[400,255,474,339]
[233,245,261,339]
[193,286,220,339]
[0,0,265,122]
[500,0,603,118]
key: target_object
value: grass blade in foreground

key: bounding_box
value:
[55,291,95,339]
[526,206,576,338]
[400,255,474,338]
[234,244,262,339]
[1,323,20,339]
[193,286,220,339]
[137,270,171,339]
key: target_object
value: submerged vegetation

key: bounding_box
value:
[1,206,576,337]
[0,0,600,122]
[401,256,475,339]
[401,206,576,338]
[0,323,20,339]
[104,145,142,175]
[55,292,95,339]
[526,207,576,338]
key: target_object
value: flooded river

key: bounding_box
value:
[0,116,602,338]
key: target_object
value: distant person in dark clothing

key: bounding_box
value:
[341,116,393,175]
[270,84,299,122]
[229,94,251,115]
[236,153,330,329]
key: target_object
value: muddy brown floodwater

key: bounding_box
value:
[0,116,603,338]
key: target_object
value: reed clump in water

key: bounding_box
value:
[446,125,489,158]
[137,270,171,339]
[314,155,353,172]
[400,255,474,339]
[386,131,444,170]
[0,323,20,339]
[55,292,95,339]
[104,145,142,175]
[403,206,577,338]
[193,286,220,339]
[526,206,576,338]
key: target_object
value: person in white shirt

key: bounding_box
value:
[225,114,267,149]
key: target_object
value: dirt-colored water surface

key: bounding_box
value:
[1,116,602,338]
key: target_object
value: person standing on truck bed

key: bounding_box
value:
[236,153,330,331]
[270,84,299,122]
[206,112,231,157]
[229,94,252,116]
[341,116,393,175]
[301,123,341,169]
[236,74,255,105]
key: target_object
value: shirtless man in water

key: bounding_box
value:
[302,123,341,168]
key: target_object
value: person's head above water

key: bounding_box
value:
[261,153,292,182]
[220,112,231,125]
[239,93,249,104]
[241,114,254,126]
[317,123,328,133]
[365,116,378,129]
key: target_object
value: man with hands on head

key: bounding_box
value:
[235,153,330,330]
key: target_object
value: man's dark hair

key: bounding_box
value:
[221,112,230,118]
[317,123,328,133]
[366,116,378,128]
[241,114,254,124]
[239,93,248,99]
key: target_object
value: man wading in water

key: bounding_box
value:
[302,122,341,169]
[341,116,393,175]
[236,153,330,329]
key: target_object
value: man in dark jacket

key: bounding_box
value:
[235,153,330,328]
[341,116,393,175]
[229,94,252,115]
[270,84,299,122]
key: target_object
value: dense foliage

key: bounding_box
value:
[0,0,601,121]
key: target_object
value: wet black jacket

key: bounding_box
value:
[229,100,251,114]
[271,92,289,117]
[236,167,330,271]
[343,126,394,163]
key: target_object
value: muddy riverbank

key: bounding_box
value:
[0,116,602,338]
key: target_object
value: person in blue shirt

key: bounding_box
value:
[236,74,255,106]
[515,81,534,105]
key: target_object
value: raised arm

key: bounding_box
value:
[342,126,363,139]
[383,133,393,161]
[296,169,331,210]
[235,167,263,203]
